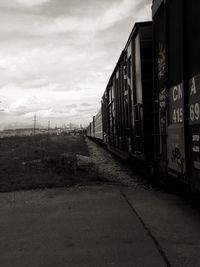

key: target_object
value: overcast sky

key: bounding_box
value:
[0,0,151,129]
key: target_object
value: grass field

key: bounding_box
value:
[0,133,98,192]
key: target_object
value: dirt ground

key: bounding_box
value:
[0,133,153,193]
[86,138,153,189]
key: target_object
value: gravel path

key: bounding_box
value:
[86,138,153,190]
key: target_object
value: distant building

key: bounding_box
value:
[0,128,33,138]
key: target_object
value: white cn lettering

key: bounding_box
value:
[190,78,197,95]
[173,85,182,101]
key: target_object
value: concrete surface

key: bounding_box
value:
[122,187,200,267]
[0,186,166,267]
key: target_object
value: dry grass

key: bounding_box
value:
[0,134,99,192]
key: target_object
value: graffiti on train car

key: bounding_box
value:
[171,146,185,173]
[158,42,166,80]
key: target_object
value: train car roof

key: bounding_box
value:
[124,21,152,50]
[105,21,152,91]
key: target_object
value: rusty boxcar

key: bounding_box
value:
[152,0,200,192]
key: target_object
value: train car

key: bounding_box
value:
[103,52,128,158]
[87,110,103,141]
[152,0,200,192]
[125,22,154,163]
[91,117,95,138]
[102,22,154,162]
[102,91,109,143]
[93,109,103,140]
[87,0,200,193]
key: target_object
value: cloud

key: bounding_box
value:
[15,0,51,6]
[0,0,151,129]
[1,0,51,8]
[0,0,148,38]
[38,0,141,35]
[9,95,39,110]
[77,107,98,113]
[20,78,49,89]
[65,104,77,108]
[80,103,93,107]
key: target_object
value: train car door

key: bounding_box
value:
[153,0,186,178]
[153,0,168,174]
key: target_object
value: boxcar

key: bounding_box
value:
[90,118,94,138]
[102,22,154,162]
[87,0,200,194]
[152,0,200,192]
[94,109,103,140]
[103,52,128,158]
[87,110,103,141]
[102,91,109,144]
[125,22,154,163]
[86,122,90,137]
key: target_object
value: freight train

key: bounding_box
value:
[86,0,200,194]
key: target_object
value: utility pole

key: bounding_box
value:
[47,120,50,136]
[48,120,50,130]
[33,114,38,136]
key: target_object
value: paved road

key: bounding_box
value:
[0,186,166,267]
[123,187,200,267]
[1,184,200,267]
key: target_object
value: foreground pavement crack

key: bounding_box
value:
[119,189,171,267]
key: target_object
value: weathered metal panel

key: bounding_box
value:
[152,0,200,188]
[167,82,185,173]
[185,1,200,191]
[153,2,166,93]
[153,0,168,172]
[153,0,186,177]
[188,74,200,170]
